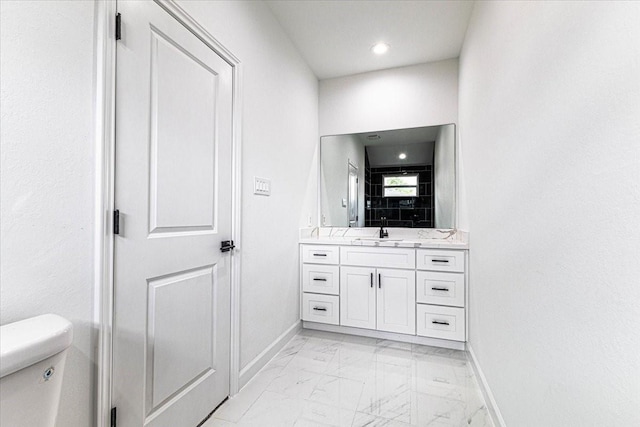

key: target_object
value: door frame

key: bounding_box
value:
[93,1,243,426]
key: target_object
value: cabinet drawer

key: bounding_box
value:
[416,304,465,342]
[302,293,339,325]
[301,245,339,264]
[416,271,464,307]
[302,264,339,295]
[416,249,465,272]
[340,246,415,269]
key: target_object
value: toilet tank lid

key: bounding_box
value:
[0,314,73,378]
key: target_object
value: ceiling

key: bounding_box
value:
[366,142,433,167]
[266,1,475,80]
[358,126,439,167]
[357,126,440,146]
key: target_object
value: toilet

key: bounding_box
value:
[0,314,73,427]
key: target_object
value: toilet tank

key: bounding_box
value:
[0,314,73,427]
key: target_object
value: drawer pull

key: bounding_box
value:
[313,253,327,257]
[313,306,327,312]
[432,320,450,326]
[378,273,381,289]
[431,259,449,263]
[313,278,327,282]
[431,287,449,291]
[370,273,373,288]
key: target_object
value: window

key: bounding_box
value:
[383,174,419,197]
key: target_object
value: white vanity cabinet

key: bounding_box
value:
[300,242,468,349]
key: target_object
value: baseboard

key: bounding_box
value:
[237,320,302,390]
[303,321,465,351]
[467,344,507,427]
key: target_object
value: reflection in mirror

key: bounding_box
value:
[320,124,455,229]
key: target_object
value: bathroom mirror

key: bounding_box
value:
[320,124,456,228]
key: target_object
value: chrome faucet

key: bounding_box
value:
[379,217,389,238]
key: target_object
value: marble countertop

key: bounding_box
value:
[299,227,469,249]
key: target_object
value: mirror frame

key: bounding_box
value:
[318,124,458,229]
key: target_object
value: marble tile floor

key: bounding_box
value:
[203,329,493,427]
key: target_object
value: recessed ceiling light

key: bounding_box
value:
[371,42,390,55]
[398,153,407,160]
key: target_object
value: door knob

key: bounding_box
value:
[220,240,235,253]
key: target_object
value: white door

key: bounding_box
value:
[340,266,376,330]
[112,1,234,426]
[376,269,416,334]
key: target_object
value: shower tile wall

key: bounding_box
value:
[365,162,434,228]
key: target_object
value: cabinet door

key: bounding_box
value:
[376,268,416,334]
[340,266,376,330]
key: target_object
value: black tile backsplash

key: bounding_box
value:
[364,161,434,228]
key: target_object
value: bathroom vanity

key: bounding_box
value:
[309,123,464,349]
[299,228,468,350]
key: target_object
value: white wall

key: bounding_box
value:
[320,134,365,226]
[319,59,458,136]
[175,0,318,370]
[1,1,317,425]
[459,2,640,426]
[0,2,96,426]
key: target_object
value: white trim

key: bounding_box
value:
[238,321,302,389]
[229,63,243,395]
[93,1,117,426]
[303,322,466,351]
[467,344,507,427]
[155,0,240,65]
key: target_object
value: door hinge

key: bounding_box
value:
[110,407,117,427]
[115,13,122,40]
[113,209,120,235]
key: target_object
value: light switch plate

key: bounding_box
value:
[254,177,271,196]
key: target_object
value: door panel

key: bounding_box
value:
[113,2,233,426]
[150,27,218,234]
[340,266,376,330]
[377,269,416,334]
[146,266,215,411]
